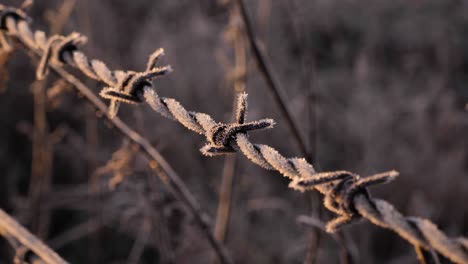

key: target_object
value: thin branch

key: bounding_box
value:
[48,218,102,250]
[235,0,310,159]
[1,13,232,264]
[298,215,353,264]
[47,55,233,264]
[214,4,246,244]
[44,0,76,35]
[127,219,151,264]
[2,6,467,264]
[29,79,54,239]
[28,0,76,239]
[235,1,326,262]
[214,155,237,243]
[0,209,67,264]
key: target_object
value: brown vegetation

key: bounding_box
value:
[0,0,467,263]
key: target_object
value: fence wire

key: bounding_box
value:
[1,5,467,263]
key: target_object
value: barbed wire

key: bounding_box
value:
[1,5,467,264]
[0,5,233,264]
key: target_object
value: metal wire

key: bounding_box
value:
[1,5,467,263]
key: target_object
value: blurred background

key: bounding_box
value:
[0,0,467,263]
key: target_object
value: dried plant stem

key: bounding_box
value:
[28,0,76,239]
[76,1,101,262]
[44,0,75,35]
[29,80,54,239]
[298,215,353,264]
[303,198,322,264]
[85,104,101,264]
[2,6,467,263]
[0,209,67,264]
[285,2,325,262]
[235,0,309,159]
[214,4,246,244]
[257,0,271,42]
[235,1,325,262]
[47,60,232,264]
[415,245,429,264]
[0,39,11,92]
[214,155,237,243]
[414,243,441,264]
[127,219,151,264]
[16,36,232,264]
[0,13,232,264]
[48,218,102,250]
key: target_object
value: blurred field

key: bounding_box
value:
[0,0,467,263]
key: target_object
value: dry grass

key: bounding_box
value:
[0,0,467,263]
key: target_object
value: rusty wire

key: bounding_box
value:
[1,5,467,264]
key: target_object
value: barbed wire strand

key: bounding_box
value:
[233,1,328,261]
[235,0,310,159]
[0,6,232,264]
[1,6,468,264]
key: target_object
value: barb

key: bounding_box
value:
[0,5,232,264]
[1,5,467,264]
[234,0,310,159]
[99,48,172,117]
[200,93,275,156]
[36,32,87,80]
[213,6,246,246]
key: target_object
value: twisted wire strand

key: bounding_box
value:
[1,6,467,263]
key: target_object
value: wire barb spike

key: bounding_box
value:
[2,4,467,262]
[200,93,275,156]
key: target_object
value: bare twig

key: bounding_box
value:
[44,0,75,35]
[214,4,246,244]
[47,67,232,264]
[235,1,325,262]
[29,79,54,239]
[0,8,232,264]
[0,39,12,92]
[48,218,102,250]
[61,53,232,263]
[0,209,67,264]
[127,218,151,264]
[28,0,76,239]
[214,155,237,243]
[235,0,310,159]
[257,0,271,42]
[2,5,468,264]
[298,215,353,264]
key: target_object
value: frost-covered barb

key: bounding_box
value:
[1,4,467,263]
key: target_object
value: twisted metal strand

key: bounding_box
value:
[99,48,172,117]
[0,6,28,30]
[36,32,87,80]
[2,6,467,263]
[200,93,275,156]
